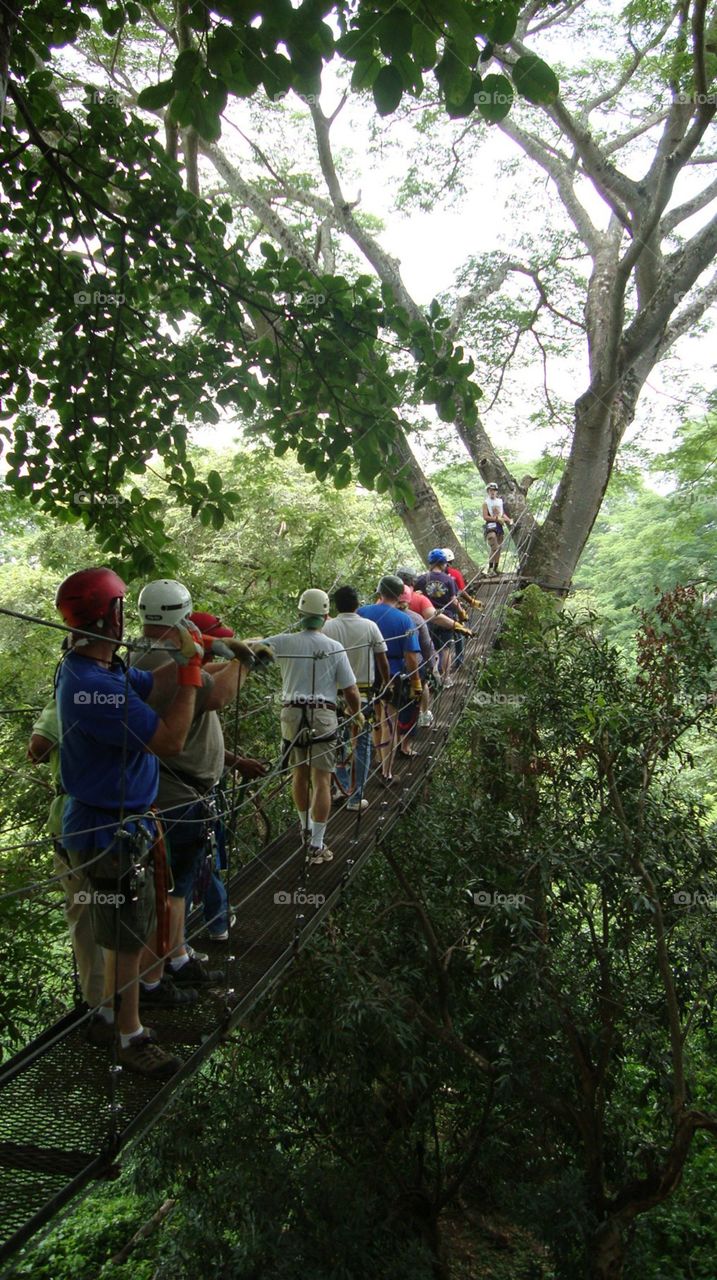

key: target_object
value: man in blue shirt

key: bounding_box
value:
[358,575,422,783]
[55,567,203,1077]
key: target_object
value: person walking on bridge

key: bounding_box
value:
[262,589,362,865]
[358,575,422,782]
[323,585,389,814]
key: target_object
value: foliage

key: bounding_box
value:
[5,581,717,1278]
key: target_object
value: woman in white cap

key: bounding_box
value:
[482,484,512,574]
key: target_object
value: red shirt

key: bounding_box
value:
[446,565,466,591]
[406,588,435,620]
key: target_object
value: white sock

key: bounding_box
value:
[298,808,309,832]
[97,1005,114,1024]
[141,978,161,991]
[169,952,190,971]
[310,820,327,849]
[120,1025,145,1048]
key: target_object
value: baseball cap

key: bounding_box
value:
[189,611,235,638]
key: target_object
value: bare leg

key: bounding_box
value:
[105,950,142,1036]
[310,768,332,822]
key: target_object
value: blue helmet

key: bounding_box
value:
[427,548,447,565]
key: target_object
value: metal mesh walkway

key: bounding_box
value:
[0,577,512,1269]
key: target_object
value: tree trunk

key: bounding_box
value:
[0,0,20,131]
[589,1219,626,1280]
[393,438,477,577]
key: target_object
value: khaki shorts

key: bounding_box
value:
[281,706,338,773]
[69,838,157,955]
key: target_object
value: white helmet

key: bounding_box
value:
[442,547,455,562]
[298,587,330,615]
[138,579,193,625]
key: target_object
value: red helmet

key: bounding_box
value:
[55,568,127,631]
[189,610,234,638]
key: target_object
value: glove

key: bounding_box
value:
[245,641,275,668]
[174,620,204,687]
[353,711,366,733]
[463,595,483,609]
[225,637,261,668]
[409,680,423,703]
[201,635,236,661]
[454,622,474,637]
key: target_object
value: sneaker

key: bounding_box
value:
[309,845,333,865]
[170,957,224,986]
[443,678,455,689]
[117,1032,181,1078]
[207,912,236,943]
[346,798,369,812]
[186,945,209,963]
[140,977,199,1008]
[418,710,434,727]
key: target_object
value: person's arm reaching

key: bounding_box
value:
[145,622,201,757]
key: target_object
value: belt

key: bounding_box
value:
[282,699,337,711]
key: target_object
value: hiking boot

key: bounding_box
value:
[309,845,333,865]
[186,945,209,962]
[346,798,369,813]
[140,977,198,1008]
[117,1032,181,1078]
[170,957,224,986]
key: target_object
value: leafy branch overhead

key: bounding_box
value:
[0,73,479,573]
[130,1,558,133]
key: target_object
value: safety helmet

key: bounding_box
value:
[396,565,418,582]
[138,579,193,625]
[377,574,405,600]
[189,611,234,638]
[298,587,330,615]
[55,568,127,631]
[427,548,447,565]
[442,548,455,562]
[487,482,499,492]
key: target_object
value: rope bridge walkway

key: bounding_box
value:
[0,572,519,1270]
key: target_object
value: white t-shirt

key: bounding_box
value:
[263,628,357,703]
[323,613,388,687]
[486,496,505,519]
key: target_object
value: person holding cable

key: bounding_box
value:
[54,567,205,1077]
[262,588,362,865]
[324,584,389,813]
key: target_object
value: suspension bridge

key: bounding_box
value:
[0,568,524,1271]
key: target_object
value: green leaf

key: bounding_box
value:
[377,9,412,59]
[137,80,175,111]
[512,53,559,105]
[476,73,513,122]
[372,64,403,116]
[351,56,381,90]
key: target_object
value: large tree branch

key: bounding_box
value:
[657,268,717,356]
[582,7,680,117]
[621,209,717,366]
[198,139,318,273]
[662,173,717,233]
[497,115,600,253]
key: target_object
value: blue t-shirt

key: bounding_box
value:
[357,604,420,677]
[415,570,458,614]
[57,653,160,851]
